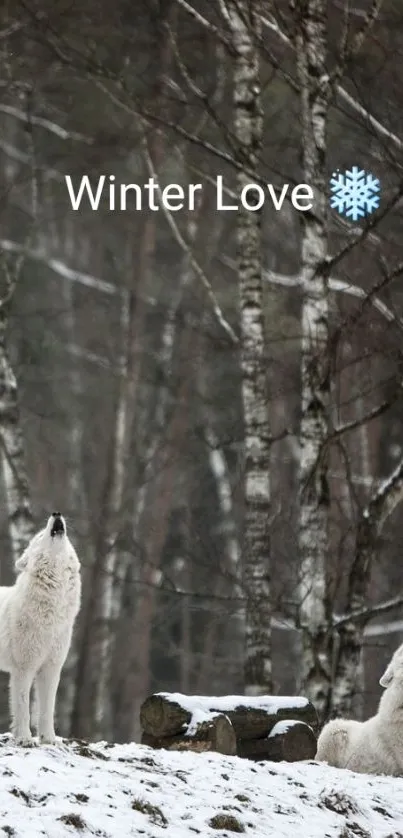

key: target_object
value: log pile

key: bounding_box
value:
[140,693,318,762]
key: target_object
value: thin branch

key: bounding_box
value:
[335,594,403,629]
[0,138,64,181]
[333,0,384,80]
[337,86,403,154]
[0,21,25,39]
[0,239,121,296]
[174,0,233,49]
[0,103,92,143]
[326,185,403,273]
[367,456,403,533]
[220,255,403,329]
[332,396,399,440]
[142,143,238,345]
[259,13,403,155]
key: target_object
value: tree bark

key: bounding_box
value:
[293,0,332,721]
[237,720,316,762]
[141,713,236,756]
[226,0,272,695]
[140,693,317,740]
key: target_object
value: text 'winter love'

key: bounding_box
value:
[65,175,314,213]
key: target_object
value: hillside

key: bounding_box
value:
[0,734,403,837]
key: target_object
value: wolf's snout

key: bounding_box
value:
[50,513,65,537]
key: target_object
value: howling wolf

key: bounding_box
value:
[0,513,81,745]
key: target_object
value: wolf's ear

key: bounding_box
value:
[380,661,394,688]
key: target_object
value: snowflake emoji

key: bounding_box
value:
[329,167,380,221]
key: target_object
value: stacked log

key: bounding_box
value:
[142,713,236,756]
[140,693,317,762]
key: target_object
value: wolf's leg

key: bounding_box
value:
[30,680,39,734]
[10,670,34,745]
[36,659,63,744]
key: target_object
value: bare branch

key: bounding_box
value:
[332,396,400,441]
[367,457,403,533]
[335,594,403,629]
[142,143,238,345]
[0,103,92,143]
[0,239,121,296]
[220,255,403,329]
[259,13,403,155]
[174,0,232,48]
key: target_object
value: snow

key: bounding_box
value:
[158,692,309,713]
[186,708,223,735]
[1,735,403,837]
[268,720,302,737]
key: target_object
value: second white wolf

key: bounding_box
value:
[316,643,403,775]
[0,513,81,745]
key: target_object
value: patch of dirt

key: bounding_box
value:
[209,814,245,833]
[58,813,86,830]
[1,827,16,836]
[320,790,359,816]
[73,793,89,804]
[174,771,188,783]
[131,798,168,827]
[339,823,371,838]
[373,805,392,817]
[74,745,109,761]
[9,787,30,805]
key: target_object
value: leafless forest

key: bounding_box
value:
[1,0,403,742]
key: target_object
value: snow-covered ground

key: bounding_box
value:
[0,734,403,837]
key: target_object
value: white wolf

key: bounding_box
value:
[0,513,81,745]
[316,643,403,775]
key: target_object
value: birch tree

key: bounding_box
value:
[224,0,272,694]
[293,0,332,718]
[0,108,36,564]
[0,262,34,564]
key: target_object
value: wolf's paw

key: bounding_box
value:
[15,736,36,747]
[39,734,57,745]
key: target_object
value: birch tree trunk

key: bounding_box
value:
[0,290,34,566]
[226,1,272,694]
[293,0,332,719]
[333,458,403,716]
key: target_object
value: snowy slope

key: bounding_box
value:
[0,734,403,837]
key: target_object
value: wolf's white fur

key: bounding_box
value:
[316,643,403,775]
[0,515,81,745]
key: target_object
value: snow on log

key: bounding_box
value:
[141,711,236,755]
[237,720,316,762]
[140,693,318,740]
